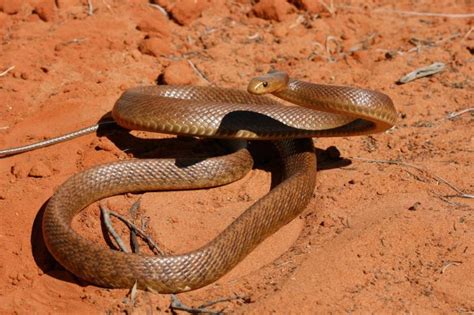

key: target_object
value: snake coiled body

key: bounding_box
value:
[42,74,396,293]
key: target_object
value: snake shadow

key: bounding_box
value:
[98,110,352,171]
[31,111,351,286]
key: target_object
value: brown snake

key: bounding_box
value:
[12,71,396,293]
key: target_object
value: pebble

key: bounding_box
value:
[0,188,7,200]
[170,0,209,25]
[136,13,170,38]
[28,161,53,178]
[1,0,22,15]
[160,60,199,85]
[10,163,29,179]
[138,37,172,57]
[408,202,421,211]
[252,0,294,22]
[33,0,56,22]
[130,49,142,61]
[93,139,116,152]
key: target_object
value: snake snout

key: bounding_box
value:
[247,71,289,95]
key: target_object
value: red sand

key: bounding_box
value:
[0,0,473,313]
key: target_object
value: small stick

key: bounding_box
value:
[64,38,87,45]
[149,3,169,17]
[87,0,94,15]
[433,192,465,207]
[170,295,223,315]
[247,33,261,40]
[198,295,248,309]
[100,205,130,252]
[396,62,445,84]
[348,32,378,53]
[325,35,342,62]
[440,261,462,274]
[129,199,141,253]
[373,9,474,19]
[107,208,165,256]
[187,60,210,84]
[446,108,474,120]
[463,27,473,40]
[101,0,112,11]
[289,15,305,29]
[318,0,336,15]
[122,281,139,314]
[0,66,15,77]
[436,32,462,45]
[407,32,462,54]
[351,157,473,199]
[307,42,326,61]
[124,281,138,305]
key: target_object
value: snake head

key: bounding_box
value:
[247,70,289,95]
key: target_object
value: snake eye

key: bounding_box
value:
[262,81,268,88]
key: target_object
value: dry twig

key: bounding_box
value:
[100,204,165,255]
[100,205,129,252]
[440,261,462,274]
[325,35,342,62]
[348,32,378,53]
[102,0,112,11]
[373,8,474,19]
[0,66,15,77]
[170,295,223,315]
[129,199,141,253]
[87,0,94,15]
[187,60,211,84]
[407,32,461,54]
[170,295,247,314]
[126,281,139,305]
[463,27,474,40]
[351,157,474,200]
[198,296,249,309]
[446,108,474,120]
[149,3,169,17]
[318,0,336,15]
[397,62,445,84]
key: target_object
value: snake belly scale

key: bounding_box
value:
[42,72,396,293]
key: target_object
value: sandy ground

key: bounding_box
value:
[0,0,473,313]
